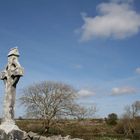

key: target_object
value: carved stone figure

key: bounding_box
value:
[0,48,24,139]
[1,47,24,123]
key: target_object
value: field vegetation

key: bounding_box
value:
[16,117,140,140]
[17,81,140,140]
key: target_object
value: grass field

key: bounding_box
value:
[15,119,140,140]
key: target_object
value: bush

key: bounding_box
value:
[114,121,125,134]
[106,113,118,125]
[115,117,140,140]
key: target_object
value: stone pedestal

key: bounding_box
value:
[0,122,24,140]
[0,129,24,140]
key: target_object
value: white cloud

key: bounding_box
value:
[78,89,96,98]
[80,0,140,41]
[136,67,140,74]
[111,86,136,95]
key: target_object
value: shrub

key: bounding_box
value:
[106,113,118,125]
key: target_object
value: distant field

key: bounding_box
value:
[15,119,140,140]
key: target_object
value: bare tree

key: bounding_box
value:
[132,101,140,118]
[19,81,78,132]
[73,104,97,120]
[119,100,140,136]
[124,100,140,119]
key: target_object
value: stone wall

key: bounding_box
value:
[23,131,83,140]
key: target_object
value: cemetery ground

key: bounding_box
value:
[13,117,140,140]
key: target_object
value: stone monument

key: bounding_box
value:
[0,48,24,139]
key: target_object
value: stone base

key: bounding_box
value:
[0,129,24,140]
[0,123,25,140]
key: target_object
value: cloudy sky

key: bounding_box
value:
[0,0,140,117]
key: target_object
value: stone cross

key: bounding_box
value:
[0,48,24,137]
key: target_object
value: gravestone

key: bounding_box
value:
[0,48,24,140]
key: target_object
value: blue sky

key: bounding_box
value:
[0,0,140,118]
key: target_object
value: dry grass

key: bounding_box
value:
[15,119,140,140]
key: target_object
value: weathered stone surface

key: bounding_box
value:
[23,132,84,140]
[0,122,20,134]
[0,129,24,140]
[0,47,24,124]
[0,48,24,140]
